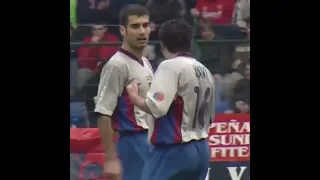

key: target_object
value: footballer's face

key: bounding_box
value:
[120,15,151,50]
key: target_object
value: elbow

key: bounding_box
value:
[153,108,169,119]
[145,98,169,118]
[97,114,112,127]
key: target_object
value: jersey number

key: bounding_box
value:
[192,86,211,129]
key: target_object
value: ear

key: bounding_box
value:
[119,25,126,36]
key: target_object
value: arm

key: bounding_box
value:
[127,93,152,114]
[94,61,127,160]
[97,115,116,159]
[128,62,178,118]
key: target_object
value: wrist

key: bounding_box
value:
[129,93,139,104]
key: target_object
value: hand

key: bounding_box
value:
[190,8,200,17]
[91,36,101,42]
[103,159,122,180]
[126,79,139,97]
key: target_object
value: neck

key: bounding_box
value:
[122,42,143,59]
[165,52,178,59]
[166,51,192,59]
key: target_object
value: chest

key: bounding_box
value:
[126,61,154,96]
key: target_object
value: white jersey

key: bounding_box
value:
[94,48,154,132]
[145,53,215,145]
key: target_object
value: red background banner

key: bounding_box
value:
[70,114,250,180]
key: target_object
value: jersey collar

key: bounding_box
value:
[176,52,194,58]
[118,48,144,66]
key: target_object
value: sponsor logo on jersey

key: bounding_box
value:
[153,92,164,101]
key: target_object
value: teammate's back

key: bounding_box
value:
[125,19,215,180]
[147,54,215,145]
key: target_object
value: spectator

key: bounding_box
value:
[191,0,235,25]
[147,0,186,26]
[78,24,119,73]
[214,74,234,114]
[233,0,250,29]
[219,59,245,100]
[70,22,91,128]
[232,60,250,113]
[77,0,111,24]
[197,18,222,40]
[146,0,187,41]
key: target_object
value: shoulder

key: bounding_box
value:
[158,57,192,73]
[108,53,129,66]
[101,53,130,72]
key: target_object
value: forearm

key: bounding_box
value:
[97,115,117,160]
[130,94,152,114]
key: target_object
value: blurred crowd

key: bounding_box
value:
[70,0,250,127]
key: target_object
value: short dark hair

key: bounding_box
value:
[119,4,149,26]
[158,19,192,53]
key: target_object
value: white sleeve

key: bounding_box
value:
[145,63,178,118]
[94,62,128,116]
